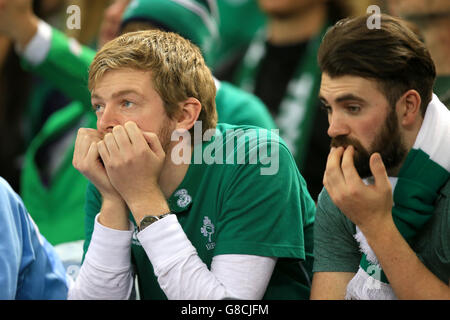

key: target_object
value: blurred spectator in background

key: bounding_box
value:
[0,35,30,193]
[0,0,274,281]
[22,0,111,144]
[25,0,110,141]
[0,0,110,281]
[215,0,369,201]
[97,0,131,49]
[120,0,275,129]
[387,0,450,107]
[0,0,75,194]
[208,0,267,72]
[0,0,110,196]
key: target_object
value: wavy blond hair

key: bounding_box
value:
[89,29,217,133]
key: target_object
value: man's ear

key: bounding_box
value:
[175,97,202,131]
[396,89,422,128]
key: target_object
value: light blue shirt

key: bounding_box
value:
[0,177,68,299]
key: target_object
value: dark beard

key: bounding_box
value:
[330,108,408,178]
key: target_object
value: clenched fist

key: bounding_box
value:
[73,128,122,202]
[96,121,166,208]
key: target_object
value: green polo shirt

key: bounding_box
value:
[83,123,316,299]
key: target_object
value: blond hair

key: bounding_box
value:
[89,29,217,133]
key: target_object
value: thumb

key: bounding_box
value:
[370,153,391,191]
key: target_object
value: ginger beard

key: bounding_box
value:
[330,108,408,178]
[158,116,177,154]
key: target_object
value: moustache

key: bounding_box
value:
[330,136,365,152]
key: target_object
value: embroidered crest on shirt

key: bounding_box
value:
[174,189,192,208]
[201,216,215,250]
[131,225,141,246]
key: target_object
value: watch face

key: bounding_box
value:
[138,213,172,231]
[139,216,159,231]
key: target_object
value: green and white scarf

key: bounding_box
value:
[346,94,450,299]
[232,25,328,168]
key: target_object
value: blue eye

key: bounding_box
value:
[123,100,134,108]
[93,104,103,112]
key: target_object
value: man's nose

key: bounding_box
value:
[97,105,120,133]
[327,113,350,138]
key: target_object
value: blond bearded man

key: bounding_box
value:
[69,30,316,300]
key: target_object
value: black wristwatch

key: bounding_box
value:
[138,212,172,232]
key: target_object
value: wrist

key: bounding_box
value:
[102,193,126,207]
[127,188,170,224]
[98,196,129,231]
[359,212,396,244]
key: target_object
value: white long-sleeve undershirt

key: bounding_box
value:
[68,214,276,300]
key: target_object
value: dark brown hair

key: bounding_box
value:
[318,13,436,116]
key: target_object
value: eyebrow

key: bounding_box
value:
[91,89,142,101]
[319,93,367,105]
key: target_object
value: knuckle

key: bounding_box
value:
[112,125,122,134]
[74,161,85,173]
[383,184,392,194]
[136,147,147,157]
[332,193,342,206]
[78,127,95,137]
[147,132,157,139]
[123,156,134,166]
[348,186,358,197]
[105,159,115,170]
[125,120,136,127]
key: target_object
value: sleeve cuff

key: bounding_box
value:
[137,214,196,271]
[84,214,134,270]
[16,19,52,66]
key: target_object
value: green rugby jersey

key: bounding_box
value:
[83,123,316,299]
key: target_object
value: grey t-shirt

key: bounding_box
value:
[313,179,450,284]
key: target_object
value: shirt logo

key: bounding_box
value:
[174,189,192,208]
[200,216,215,250]
[131,225,141,247]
